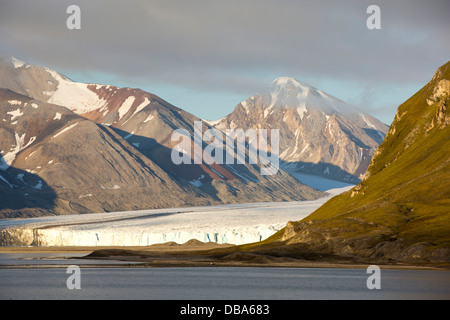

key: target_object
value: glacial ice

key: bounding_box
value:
[0,184,353,247]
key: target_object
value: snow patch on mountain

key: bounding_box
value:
[134,97,150,115]
[11,57,25,69]
[189,175,204,187]
[8,100,22,106]
[7,108,23,120]
[0,133,36,170]
[361,114,385,140]
[52,122,79,139]
[143,114,154,123]
[124,131,134,140]
[0,175,13,188]
[33,180,43,190]
[241,100,250,112]
[44,68,107,114]
[118,96,136,120]
[205,117,225,126]
[297,105,307,120]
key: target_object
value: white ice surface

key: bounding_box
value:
[0,174,354,246]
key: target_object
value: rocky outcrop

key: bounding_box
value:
[426,79,450,132]
[278,220,450,264]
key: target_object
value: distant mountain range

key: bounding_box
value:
[0,56,323,218]
[209,77,389,183]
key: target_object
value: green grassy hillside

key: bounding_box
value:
[266,61,450,263]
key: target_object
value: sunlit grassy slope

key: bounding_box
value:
[280,61,450,251]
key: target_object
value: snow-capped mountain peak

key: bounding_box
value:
[211,77,390,183]
[270,77,316,93]
[0,56,108,114]
[263,76,353,116]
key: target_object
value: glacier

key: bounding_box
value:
[0,185,353,247]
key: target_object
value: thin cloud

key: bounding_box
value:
[0,0,448,121]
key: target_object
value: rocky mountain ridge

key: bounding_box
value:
[0,56,323,218]
[210,77,389,183]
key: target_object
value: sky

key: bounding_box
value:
[0,0,449,125]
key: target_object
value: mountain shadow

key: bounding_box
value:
[106,126,323,204]
[280,159,362,184]
[0,154,57,218]
[108,126,263,184]
[362,128,385,145]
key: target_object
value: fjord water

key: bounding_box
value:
[1,265,449,300]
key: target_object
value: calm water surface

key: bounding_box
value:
[1,266,449,300]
